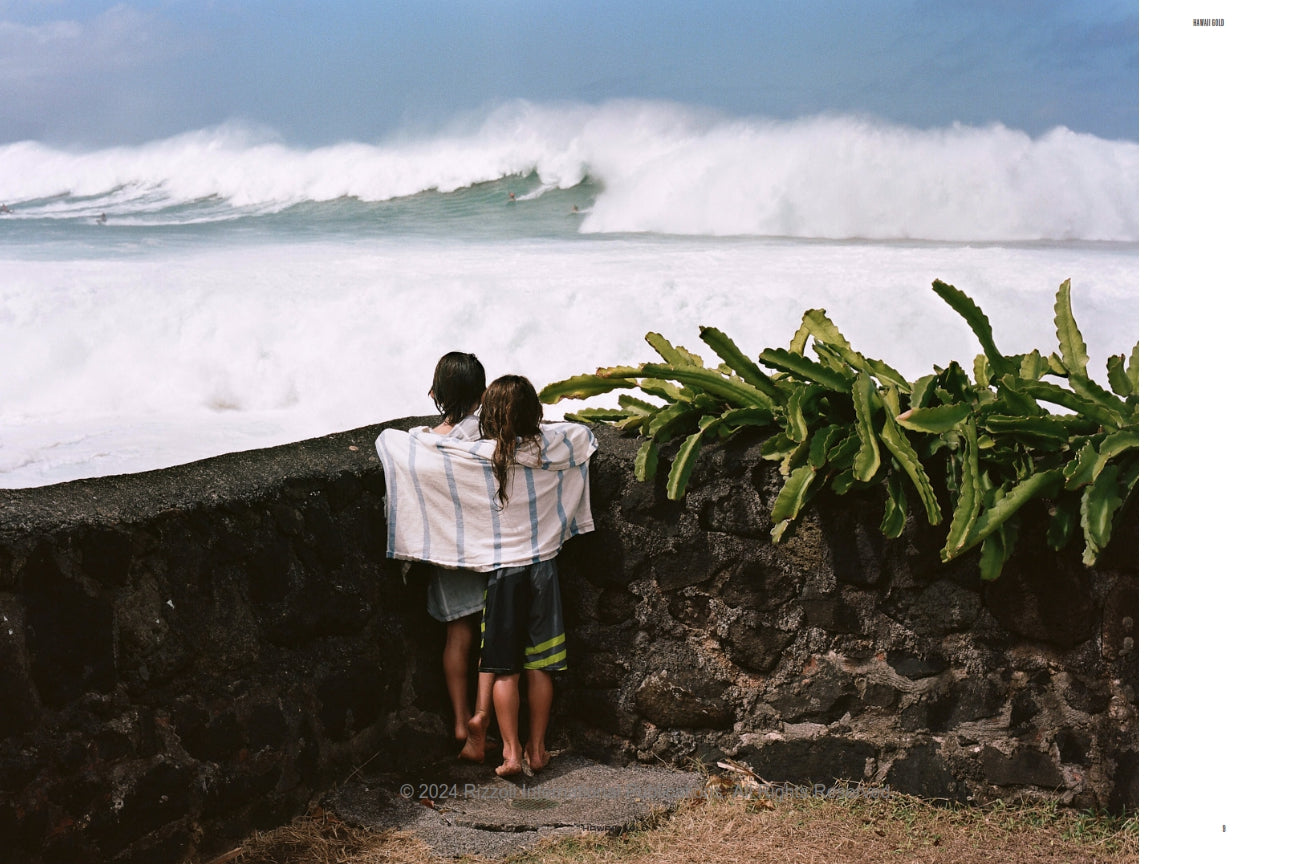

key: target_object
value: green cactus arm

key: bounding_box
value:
[1061,440,1101,491]
[1128,342,1139,395]
[646,402,702,438]
[860,357,909,393]
[1052,279,1092,381]
[979,529,1009,581]
[830,471,861,495]
[910,374,936,409]
[953,467,1064,557]
[637,379,686,403]
[932,279,1011,377]
[880,474,909,538]
[1081,462,1122,565]
[988,376,1046,417]
[596,364,648,378]
[562,408,634,424]
[618,394,662,414]
[811,342,859,381]
[1068,375,1132,426]
[634,438,660,482]
[646,332,704,367]
[932,360,976,404]
[877,410,942,525]
[1106,354,1133,397]
[827,430,860,470]
[770,464,821,542]
[1120,453,1139,497]
[717,406,777,435]
[850,374,882,482]
[761,432,796,462]
[665,416,720,500]
[1013,379,1125,429]
[1018,350,1049,381]
[809,425,848,469]
[539,373,633,402]
[896,403,972,434]
[1062,429,1138,491]
[797,309,869,367]
[780,436,813,476]
[878,383,904,417]
[699,326,781,399]
[770,463,818,523]
[638,363,776,409]
[785,384,827,443]
[941,418,983,561]
[980,415,1074,450]
[788,313,814,355]
[759,347,853,392]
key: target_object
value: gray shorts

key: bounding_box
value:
[426,566,488,622]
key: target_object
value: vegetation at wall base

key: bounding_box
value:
[540,279,1138,580]
[225,792,1137,864]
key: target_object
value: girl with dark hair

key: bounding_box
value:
[470,375,567,776]
[429,351,486,431]
[423,352,491,748]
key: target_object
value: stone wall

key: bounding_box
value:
[0,419,1137,863]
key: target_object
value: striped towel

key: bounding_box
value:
[376,421,597,571]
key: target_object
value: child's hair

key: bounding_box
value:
[479,375,543,507]
[429,352,486,425]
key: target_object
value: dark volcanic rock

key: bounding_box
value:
[0,418,1138,862]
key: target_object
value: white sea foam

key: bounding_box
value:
[0,101,1136,242]
[0,236,1137,488]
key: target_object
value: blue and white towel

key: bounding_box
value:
[376,421,597,571]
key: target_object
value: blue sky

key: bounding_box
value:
[0,0,1137,146]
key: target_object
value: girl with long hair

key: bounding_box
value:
[470,375,567,776]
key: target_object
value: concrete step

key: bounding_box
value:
[324,754,703,858]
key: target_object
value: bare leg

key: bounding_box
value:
[444,617,475,741]
[524,669,554,771]
[458,671,495,762]
[492,673,526,776]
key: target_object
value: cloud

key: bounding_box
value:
[1,5,174,78]
[0,4,188,142]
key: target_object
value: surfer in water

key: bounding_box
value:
[96,212,107,225]
[0,203,11,214]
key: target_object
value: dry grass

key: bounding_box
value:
[216,793,1137,864]
[212,807,434,864]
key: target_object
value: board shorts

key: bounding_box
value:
[425,566,488,622]
[478,558,567,674]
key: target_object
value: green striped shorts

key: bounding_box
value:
[479,559,567,674]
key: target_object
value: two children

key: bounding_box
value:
[392,355,591,777]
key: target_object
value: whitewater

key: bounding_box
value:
[0,101,1138,488]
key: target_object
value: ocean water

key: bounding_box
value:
[0,102,1138,489]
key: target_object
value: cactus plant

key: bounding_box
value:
[539,279,1137,578]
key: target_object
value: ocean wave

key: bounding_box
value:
[0,101,1137,242]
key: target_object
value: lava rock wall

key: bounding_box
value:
[0,419,1137,862]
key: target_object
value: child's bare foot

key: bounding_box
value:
[525,748,554,772]
[458,711,489,763]
[495,757,528,777]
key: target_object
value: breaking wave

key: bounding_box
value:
[0,100,1137,242]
